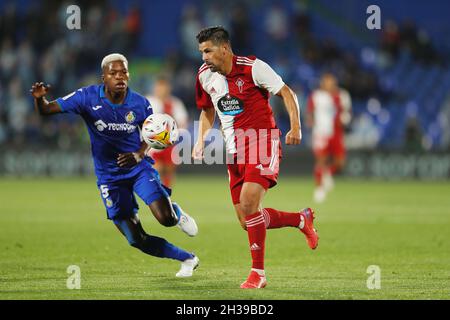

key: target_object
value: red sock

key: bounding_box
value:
[245,212,266,270]
[314,165,324,186]
[261,208,301,229]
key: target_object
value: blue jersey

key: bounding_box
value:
[56,84,153,182]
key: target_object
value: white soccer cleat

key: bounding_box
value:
[176,255,199,278]
[173,203,198,237]
[314,186,327,203]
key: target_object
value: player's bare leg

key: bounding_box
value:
[113,215,199,277]
[149,197,177,227]
[148,197,198,236]
[314,154,329,203]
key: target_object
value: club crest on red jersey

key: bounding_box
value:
[235,78,245,93]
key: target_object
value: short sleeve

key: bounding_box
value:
[195,75,214,110]
[56,88,85,114]
[252,59,285,95]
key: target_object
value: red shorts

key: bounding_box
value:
[313,133,346,158]
[150,146,176,165]
[227,130,282,205]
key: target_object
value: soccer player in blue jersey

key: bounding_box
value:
[30,53,199,277]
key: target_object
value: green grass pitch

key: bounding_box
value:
[0,175,449,299]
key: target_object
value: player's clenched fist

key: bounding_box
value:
[285,128,302,145]
[30,82,51,99]
[117,152,143,168]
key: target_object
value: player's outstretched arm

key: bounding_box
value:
[277,85,302,145]
[192,107,215,160]
[30,82,62,115]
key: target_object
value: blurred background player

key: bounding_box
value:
[193,26,319,289]
[306,73,352,203]
[146,76,189,187]
[30,53,199,277]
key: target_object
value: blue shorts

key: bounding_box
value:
[97,165,171,220]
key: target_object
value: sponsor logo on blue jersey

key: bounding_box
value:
[94,119,137,133]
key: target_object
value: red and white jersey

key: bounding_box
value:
[307,89,351,138]
[146,95,189,129]
[196,55,285,153]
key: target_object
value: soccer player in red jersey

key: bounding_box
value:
[146,76,189,187]
[192,26,319,289]
[306,73,352,203]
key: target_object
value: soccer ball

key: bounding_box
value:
[142,113,179,150]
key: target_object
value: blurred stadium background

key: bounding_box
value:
[1,0,450,179]
[1,0,450,300]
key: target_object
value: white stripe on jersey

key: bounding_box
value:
[198,64,209,74]
[236,59,255,64]
[236,62,254,66]
[236,56,255,63]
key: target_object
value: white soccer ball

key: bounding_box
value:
[142,113,179,150]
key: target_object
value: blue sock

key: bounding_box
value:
[172,202,182,221]
[141,235,193,261]
[114,218,193,261]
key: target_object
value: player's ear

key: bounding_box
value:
[223,43,231,55]
[101,74,104,82]
[221,44,227,56]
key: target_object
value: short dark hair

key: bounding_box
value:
[196,26,230,45]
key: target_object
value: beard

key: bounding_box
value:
[208,64,219,73]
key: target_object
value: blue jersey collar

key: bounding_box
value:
[99,84,131,108]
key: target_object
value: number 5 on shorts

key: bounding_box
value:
[100,185,109,199]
